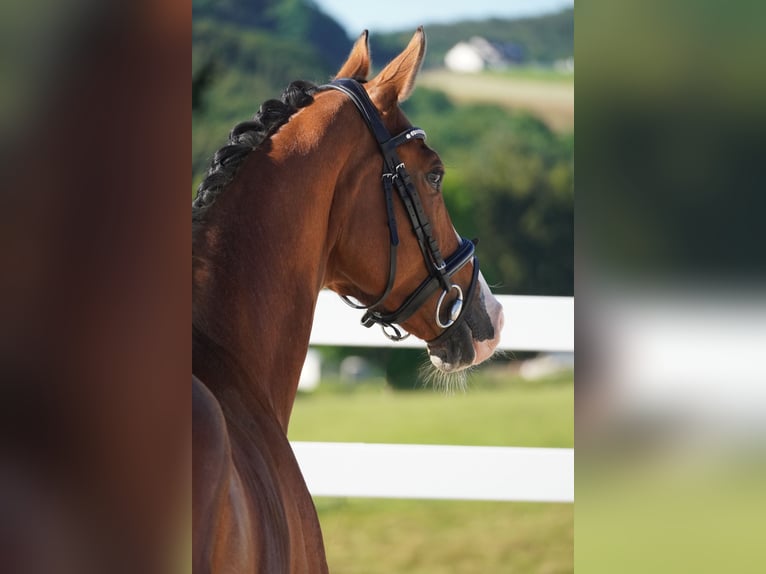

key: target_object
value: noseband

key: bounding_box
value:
[322,78,479,342]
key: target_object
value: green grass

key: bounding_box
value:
[487,66,575,84]
[289,370,573,448]
[316,498,572,574]
[288,368,573,573]
[577,454,766,574]
[418,69,574,133]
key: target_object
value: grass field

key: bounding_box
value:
[419,69,574,133]
[288,367,574,573]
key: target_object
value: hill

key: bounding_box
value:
[370,8,573,69]
[193,0,351,68]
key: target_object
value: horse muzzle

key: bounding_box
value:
[427,273,503,372]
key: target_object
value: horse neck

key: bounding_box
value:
[193,99,366,431]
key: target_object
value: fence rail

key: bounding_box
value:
[293,292,574,502]
[291,442,574,503]
[309,292,574,352]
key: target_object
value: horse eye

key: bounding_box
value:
[426,171,443,188]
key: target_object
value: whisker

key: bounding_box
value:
[418,360,470,395]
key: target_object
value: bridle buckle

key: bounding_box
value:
[381,323,410,341]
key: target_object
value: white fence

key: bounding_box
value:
[309,292,574,352]
[292,442,574,502]
[292,292,574,503]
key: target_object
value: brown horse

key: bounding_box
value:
[192,29,504,573]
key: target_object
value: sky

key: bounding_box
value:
[312,0,574,35]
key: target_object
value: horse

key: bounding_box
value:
[192,28,504,573]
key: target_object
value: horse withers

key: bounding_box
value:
[192,28,504,573]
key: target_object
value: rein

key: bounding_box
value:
[321,78,479,342]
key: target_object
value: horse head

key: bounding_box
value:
[324,29,504,373]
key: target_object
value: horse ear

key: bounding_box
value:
[369,27,426,110]
[335,30,371,80]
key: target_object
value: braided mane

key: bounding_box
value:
[192,80,318,225]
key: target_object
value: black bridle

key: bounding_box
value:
[321,78,479,342]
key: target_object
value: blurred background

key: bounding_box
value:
[193,1,573,572]
[577,1,766,572]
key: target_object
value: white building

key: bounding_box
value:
[445,37,506,73]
